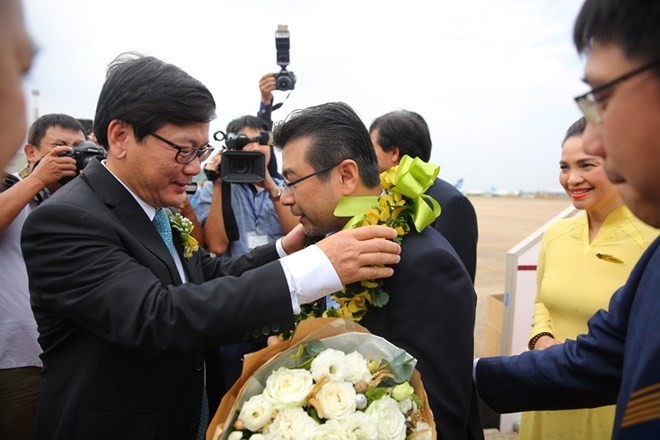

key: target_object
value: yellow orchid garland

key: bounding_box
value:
[285,157,440,337]
[323,165,413,321]
[166,211,199,259]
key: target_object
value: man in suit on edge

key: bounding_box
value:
[275,102,483,439]
[475,1,660,438]
[0,0,33,171]
[369,110,478,283]
[20,54,401,440]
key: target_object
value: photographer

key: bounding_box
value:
[195,115,298,257]
[0,113,84,439]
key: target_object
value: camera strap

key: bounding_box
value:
[271,92,291,112]
[221,180,239,242]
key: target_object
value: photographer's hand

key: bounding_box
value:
[28,145,77,190]
[0,145,76,232]
[259,72,277,105]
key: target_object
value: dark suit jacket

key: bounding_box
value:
[476,237,660,439]
[361,227,483,440]
[21,160,295,439]
[427,178,478,283]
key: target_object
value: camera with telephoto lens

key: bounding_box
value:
[58,140,107,184]
[207,130,271,183]
[274,24,296,91]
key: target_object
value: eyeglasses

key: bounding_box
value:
[574,58,660,124]
[150,133,214,164]
[281,161,344,193]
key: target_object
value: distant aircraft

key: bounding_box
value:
[460,181,522,197]
[489,186,521,197]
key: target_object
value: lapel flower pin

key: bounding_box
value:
[166,211,199,259]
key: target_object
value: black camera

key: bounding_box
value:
[59,140,107,184]
[274,24,296,91]
[209,130,271,183]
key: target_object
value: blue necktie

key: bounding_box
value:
[153,209,209,437]
[152,208,177,257]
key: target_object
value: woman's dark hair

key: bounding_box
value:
[562,117,587,147]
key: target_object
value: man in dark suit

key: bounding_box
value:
[20,54,401,440]
[370,110,478,282]
[275,102,483,439]
[475,1,660,438]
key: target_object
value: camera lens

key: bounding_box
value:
[277,75,293,91]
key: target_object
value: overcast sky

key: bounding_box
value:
[22,0,586,192]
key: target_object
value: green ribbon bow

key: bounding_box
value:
[333,155,441,232]
[393,155,441,231]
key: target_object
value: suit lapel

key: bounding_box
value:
[81,160,182,284]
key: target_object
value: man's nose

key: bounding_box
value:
[583,122,605,159]
[183,157,202,175]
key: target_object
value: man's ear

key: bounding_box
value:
[390,146,401,164]
[106,120,131,160]
[336,159,360,195]
[24,143,39,163]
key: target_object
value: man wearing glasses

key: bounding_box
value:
[20,54,401,439]
[475,1,660,438]
[275,102,483,439]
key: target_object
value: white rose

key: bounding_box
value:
[339,411,378,440]
[315,381,356,419]
[227,432,244,440]
[308,419,355,440]
[249,435,266,440]
[365,397,407,440]
[263,367,314,409]
[238,394,274,432]
[264,407,318,440]
[311,349,349,382]
[344,351,373,384]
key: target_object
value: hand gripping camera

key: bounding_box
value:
[274,24,296,91]
[58,140,107,185]
[211,130,271,183]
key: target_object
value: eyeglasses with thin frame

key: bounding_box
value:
[281,160,345,193]
[150,133,214,164]
[574,58,660,124]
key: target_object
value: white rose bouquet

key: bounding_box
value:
[208,318,435,440]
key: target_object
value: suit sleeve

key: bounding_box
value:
[476,285,629,413]
[21,201,294,357]
[386,238,477,438]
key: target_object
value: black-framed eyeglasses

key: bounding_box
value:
[150,133,214,164]
[281,160,345,193]
[574,58,660,124]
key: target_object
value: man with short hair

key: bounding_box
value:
[370,110,478,282]
[0,114,83,440]
[20,54,400,439]
[275,102,483,439]
[475,0,660,437]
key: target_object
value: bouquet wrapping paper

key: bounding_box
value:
[207,318,436,439]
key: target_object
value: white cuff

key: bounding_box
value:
[279,245,343,314]
[275,237,287,258]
